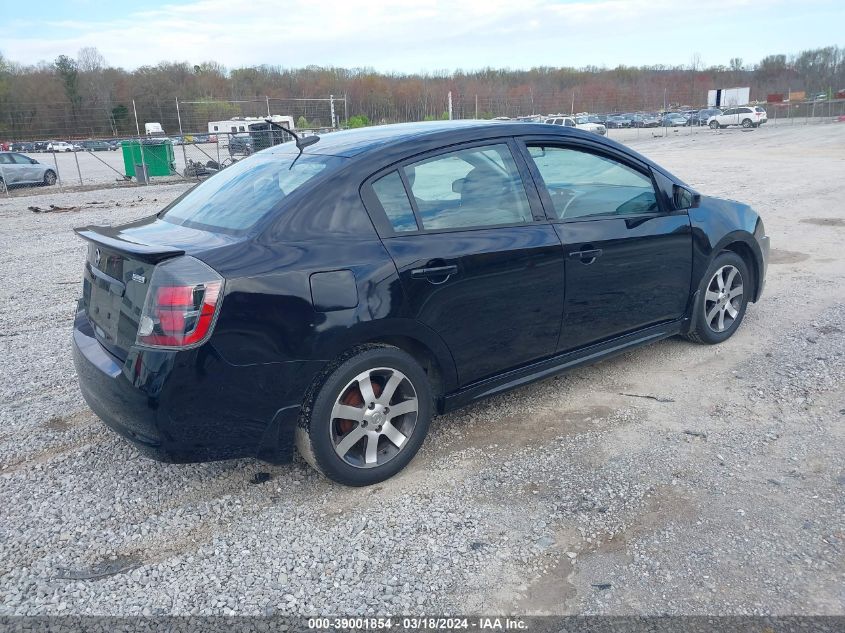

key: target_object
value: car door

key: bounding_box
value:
[519,140,692,351]
[10,153,39,183]
[0,153,23,184]
[362,140,565,385]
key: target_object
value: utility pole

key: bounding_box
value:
[330,94,336,128]
[475,94,478,119]
[448,91,453,120]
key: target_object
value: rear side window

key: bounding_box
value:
[403,143,532,230]
[372,171,418,232]
[162,152,343,234]
[754,107,765,112]
[527,146,658,220]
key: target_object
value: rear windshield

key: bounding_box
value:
[162,151,343,234]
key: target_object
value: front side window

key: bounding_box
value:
[162,152,343,233]
[401,143,532,230]
[527,146,658,220]
[11,153,32,164]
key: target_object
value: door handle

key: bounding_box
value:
[568,248,603,261]
[411,264,458,283]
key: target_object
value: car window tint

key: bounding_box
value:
[527,146,658,220]
[403,143,532,230]
[11,154,31,164]
[372,171,418,232]
[0,154,13,165]
[162,152,343,234]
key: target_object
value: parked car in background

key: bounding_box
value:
[662,113,688,127]
[605,115,631,128]
[47,141,75,152]
[0,152,58,191]
[682,110,699,125]
[708,106,767,129]
[80,140,113,151]
[631,113,661,128]
[691,108,722,126]
[227,133,254,156]
[33,141,50,152]
[543,115,606,135]
[10,142,35,152]
[72,120,768,486]
[192,134,211,144]
[107,140,122,151]
[573,116,607,135]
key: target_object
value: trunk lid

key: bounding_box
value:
[75,218,236,360]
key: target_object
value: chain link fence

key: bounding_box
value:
[1,95,843,197]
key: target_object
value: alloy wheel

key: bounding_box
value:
[330,367,419,469]
[704,265,743,333]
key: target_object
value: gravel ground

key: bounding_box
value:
[0,124,843,616]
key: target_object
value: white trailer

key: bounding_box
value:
[707,87,751,109]
[208,115,294,138]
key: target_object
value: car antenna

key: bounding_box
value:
[264,118,319,169]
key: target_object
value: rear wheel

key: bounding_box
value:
[296,345,433,486]
[709,120,719,129]
[685,251,751,345]
[741,118,753,128]
[0,177,6,193]
[43,170,57,186]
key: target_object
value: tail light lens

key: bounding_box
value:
[136,256,224,349]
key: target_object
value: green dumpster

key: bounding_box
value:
[121,140,175,178]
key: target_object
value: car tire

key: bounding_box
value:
[741,118,753,128]
[684,251,751,345]
[709,121,719,129]
[0,178,6,194]
[295,344,433,486]
[43,170,57,186]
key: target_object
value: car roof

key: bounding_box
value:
[267,120,588,159]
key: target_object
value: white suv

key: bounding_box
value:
[708,106,767,129]
[544,115,606,136]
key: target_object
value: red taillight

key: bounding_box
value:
[137,256,224,349]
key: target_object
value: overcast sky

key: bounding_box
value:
[3,0,843,72]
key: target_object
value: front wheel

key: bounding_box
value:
[741,118,753,128]
[296,345,433,486]
[685,252,751,345]
[709,120,719,129]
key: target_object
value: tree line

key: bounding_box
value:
[0,45,842,140]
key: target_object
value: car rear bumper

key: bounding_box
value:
[72,308,322,464]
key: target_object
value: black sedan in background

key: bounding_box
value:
[73,121,769,486]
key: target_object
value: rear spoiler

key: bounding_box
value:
[74,226,185,263]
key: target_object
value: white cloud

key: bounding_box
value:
[2,0,830,71]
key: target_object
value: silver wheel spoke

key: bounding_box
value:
[717,309,726,331]
[729,284,743,299]
[706,304,721,325]
[334,426,366,458]
[725,302,738,318]
[725,267,738,289]
[379,372,404,405]
[705,290,720,302]
[381,421,407,448]
[357,374,377,405]
[715,272,725,291]
[364,433,379,464]
[331,403,365,421]
[388,399,417,419]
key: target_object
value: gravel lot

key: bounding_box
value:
[0,124,843,616]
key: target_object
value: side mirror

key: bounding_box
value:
[673,184,701,210]
[30,158,38,164]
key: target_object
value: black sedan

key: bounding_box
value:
[73,121,769,486]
